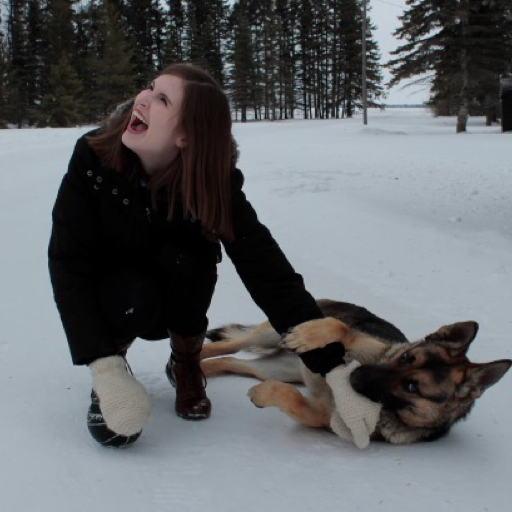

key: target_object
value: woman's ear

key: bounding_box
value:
[177,136,187,148]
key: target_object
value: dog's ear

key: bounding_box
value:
[424,321,479,358]
[456,360,512,399]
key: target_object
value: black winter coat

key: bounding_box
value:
[49,132,324,365]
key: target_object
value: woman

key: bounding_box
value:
[49,63,345,447]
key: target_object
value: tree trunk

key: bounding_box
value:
[456,2,470,134]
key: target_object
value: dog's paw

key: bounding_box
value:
[282,318,349,353]
[248,381,280,408]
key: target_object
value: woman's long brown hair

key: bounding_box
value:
[87,63,234,241]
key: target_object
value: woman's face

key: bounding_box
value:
[122,74,186,174]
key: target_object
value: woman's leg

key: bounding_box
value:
[86,270,165,447]
[97,269,167,348]
[155,243,218,419]
[156,243,218,337]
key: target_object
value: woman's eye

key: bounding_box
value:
[160,96,167,105]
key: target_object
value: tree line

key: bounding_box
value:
[0,0,383,128]
[389,0,512,132]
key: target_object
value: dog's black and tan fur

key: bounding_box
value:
[201,300,511,444]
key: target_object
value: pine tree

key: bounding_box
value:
[335,0,383,118]
[164,0,186,64]
[275,0,299,119]
[227,0,256,121]
[258,0,279,120]
[74,0,98,118]
[79,0,136,123]
[5,0,30,127]
[389,0,512,132]
[0,11,7,127]
[296,0,315,118]
[122,0,164,86]
[185,0,226,85]
[362,2,384,110]
[39,53,84,126]
[95,1,137,116]
[37,0,81,126]
[25,0,44,125]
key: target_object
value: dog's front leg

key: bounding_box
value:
[248,381,330,428]
[283,317,350,353]
[283,317,388,364]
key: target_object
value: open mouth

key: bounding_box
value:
[128,110,148,133]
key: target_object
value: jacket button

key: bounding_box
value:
[123,199,130,205]
[96,176,103,183]
[87,170,93,177]
[112,189,118,195]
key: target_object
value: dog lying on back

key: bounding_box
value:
[201,300,511,444]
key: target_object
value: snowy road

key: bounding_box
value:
[1,109,511,512]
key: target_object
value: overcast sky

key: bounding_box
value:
[370,0,429,104]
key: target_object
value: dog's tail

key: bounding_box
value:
[206,323,255,342]
[204,322,282,356]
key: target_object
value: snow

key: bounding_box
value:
[1,109,511,511]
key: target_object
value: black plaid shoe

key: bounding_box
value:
[87,391,141,447]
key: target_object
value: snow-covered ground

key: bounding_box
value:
[1,109,511,512]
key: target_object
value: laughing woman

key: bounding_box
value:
[49,63,344,447]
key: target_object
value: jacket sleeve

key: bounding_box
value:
[48,135,114,365]
[223,169,346,376]
[222,168,324,336]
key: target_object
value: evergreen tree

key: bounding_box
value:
[94,0,137,116]
[122,0,164,86]
[74,0,98,114]
[275,0,299,119]
[39,53,84,126]
[38,0,81,125]
[164,0,186,64]
[227,0,256,121]
[389,0,512,132]
[258,0,279,119]
[44,0,75,68]
[185,0,227,85]
[5,0,30,127]
[0,12,7,126]
[296,0,315,118]
[78,0,136,123]
[25,0,45,125]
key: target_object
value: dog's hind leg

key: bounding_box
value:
[201,352,303,383]
[201,321,280,360]
[248,381,330,428]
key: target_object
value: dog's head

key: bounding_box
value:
[350,321,511,440]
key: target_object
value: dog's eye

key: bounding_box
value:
[399,352,416,364]
[404,381,419,394]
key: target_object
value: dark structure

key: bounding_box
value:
[500,77,512,132]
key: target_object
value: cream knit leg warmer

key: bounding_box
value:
[89,356,152,437]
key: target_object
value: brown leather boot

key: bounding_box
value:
[165,330,211,420]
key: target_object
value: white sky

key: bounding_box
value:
[370,0,429,104]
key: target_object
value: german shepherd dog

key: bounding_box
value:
[200,300,511,444]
